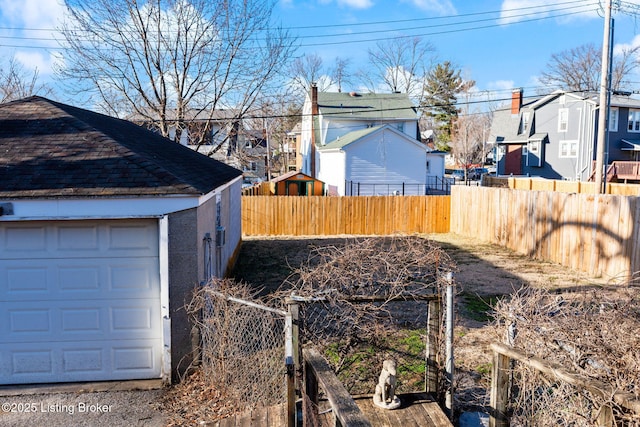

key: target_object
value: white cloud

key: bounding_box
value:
[14,51,52,71]
[336,0,373,9]
[405,0,456,15]
[0,0,66,75]
[499,0,596,25]
[487,80,515,92]
[614,34,640,57]
[0,0,64,29]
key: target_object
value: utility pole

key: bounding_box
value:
[594,0,613,194]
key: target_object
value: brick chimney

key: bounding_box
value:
[511,88,523,115]
[311,83,318,115]
[310,83,318,178]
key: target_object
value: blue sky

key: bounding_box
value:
[1,0,640,105]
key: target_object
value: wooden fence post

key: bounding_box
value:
[489,349,510,427]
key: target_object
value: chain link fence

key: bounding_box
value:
[190,281,291,412]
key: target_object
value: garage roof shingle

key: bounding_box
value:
[0,97,242,198]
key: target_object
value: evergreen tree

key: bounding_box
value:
[421,61,464,149]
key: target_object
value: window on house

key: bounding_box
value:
[558,108,569,132]
[628,109,640,132]
[609,107,619,132]
[396,122,404,133]
[243,161,257,172]
[559,140,578,158]
[520,112,530,134]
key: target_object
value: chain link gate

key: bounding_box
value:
[196,287,296,425]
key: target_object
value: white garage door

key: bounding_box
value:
[0,219,162,385]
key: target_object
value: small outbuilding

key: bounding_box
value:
[0,97,243,385]
[271,170,326,195]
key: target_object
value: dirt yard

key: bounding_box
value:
[232,232,613,416]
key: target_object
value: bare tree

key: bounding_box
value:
[539,42,640,92]
[450,81,491,176]
[0,56,52,103]
[56,0,296,149]
[289,53,326,94]
[360,36,435,101]
[242,91,302,178]
[329,56,351,93]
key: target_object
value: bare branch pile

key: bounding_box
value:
[493,287,640,426]
[276,236,455,395]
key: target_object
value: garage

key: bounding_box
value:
[0,219,162,385]
[0,96,244,384]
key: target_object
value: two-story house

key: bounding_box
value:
[299,85,445,195]
[490,88,640,182]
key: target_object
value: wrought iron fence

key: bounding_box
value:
[345,176,453,196]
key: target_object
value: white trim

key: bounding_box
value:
[0,175,242,221]
[609,107,619,132]
[198,176,242,205]
[559,140,578,158]
[159,216,172,384]
[0,196,199,221]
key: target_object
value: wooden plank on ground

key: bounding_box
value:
[352,393,452,427]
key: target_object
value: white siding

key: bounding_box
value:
[345,128,426,195]
[317,151,346,195]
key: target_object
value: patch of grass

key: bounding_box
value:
[397,329,425,355]
[460,293,502,323]
[321,328,430,394]
[475,362,492,376]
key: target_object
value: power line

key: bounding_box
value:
[0,2,599,50]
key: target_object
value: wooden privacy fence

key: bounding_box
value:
[450,186,640,283]
[242,196,450,236]
[484,175,640,196]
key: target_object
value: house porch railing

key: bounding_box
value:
[588,160,640,182]
[345,177,453,196]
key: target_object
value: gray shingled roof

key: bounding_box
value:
[317,92,417,120]
[0,96,242,198]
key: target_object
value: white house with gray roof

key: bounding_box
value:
[300,86,445,195]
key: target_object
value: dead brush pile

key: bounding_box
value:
[273,235,456,395]
[493,287,640,426]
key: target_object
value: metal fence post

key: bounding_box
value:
[445,273,454,419]
[285,312,296,427]
[426,296,441,395]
